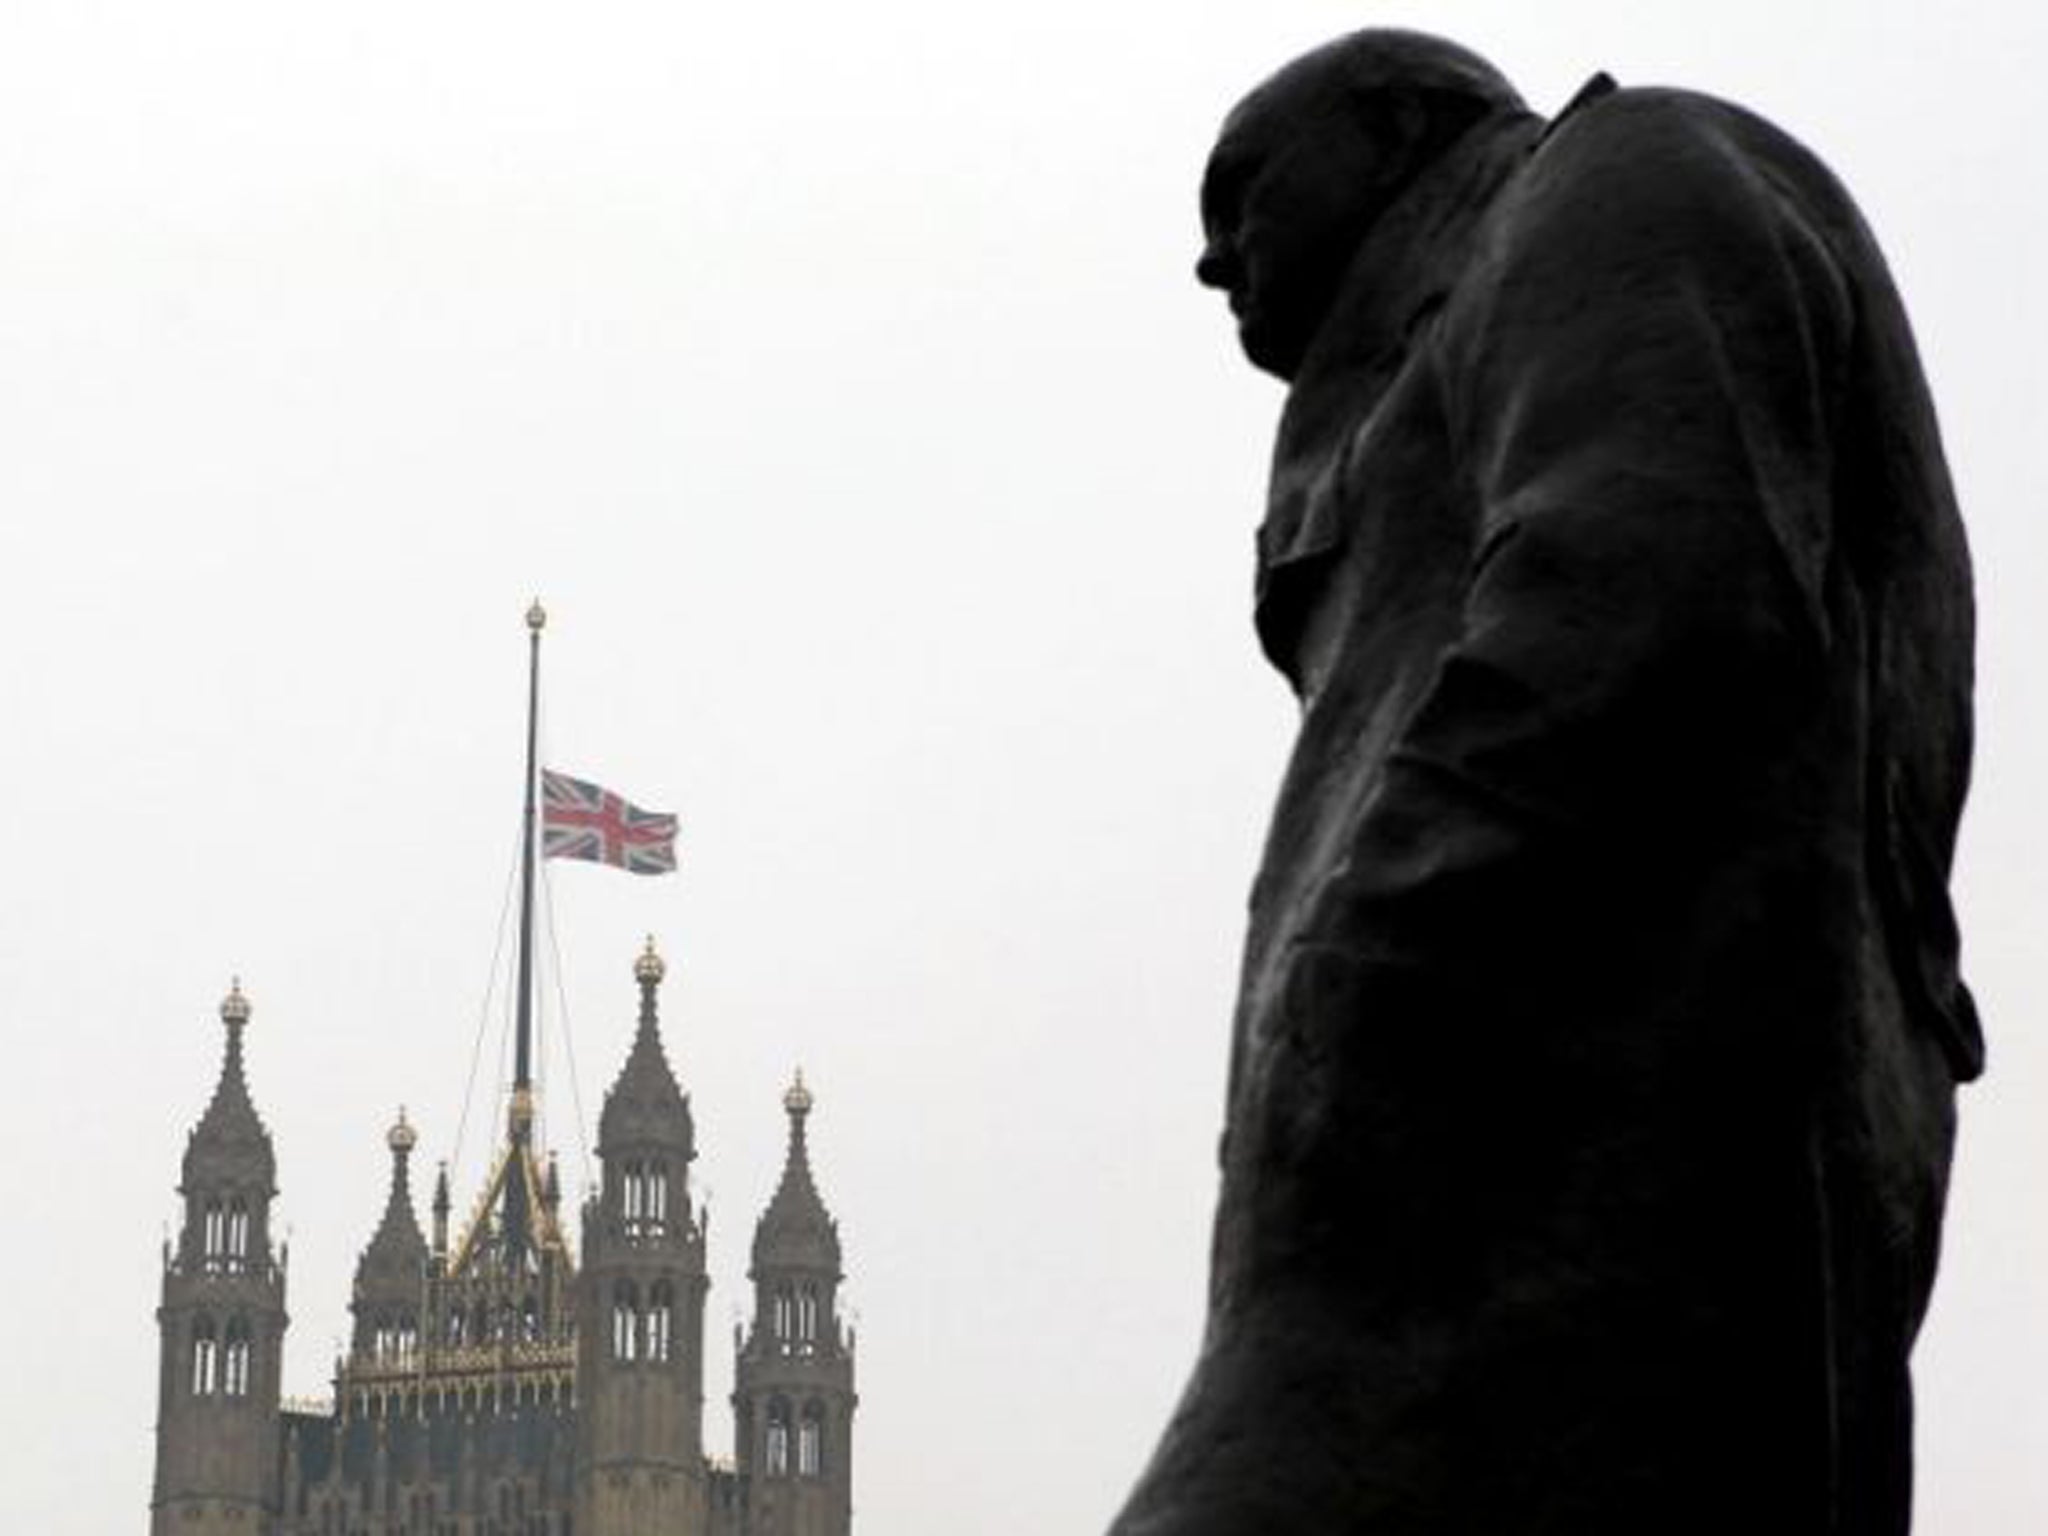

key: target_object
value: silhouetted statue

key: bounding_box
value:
[1110,30,1978,1536]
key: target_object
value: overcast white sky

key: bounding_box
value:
[2,2,2043,1530]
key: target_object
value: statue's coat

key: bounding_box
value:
[1119,81,1975,1536]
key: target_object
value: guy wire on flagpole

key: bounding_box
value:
[540,855,597,1194]
[532,702,597,1190]
[450,823,522,1183]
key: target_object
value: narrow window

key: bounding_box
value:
[191,1317,218,1395]
[623,1160,643,1222]
[202,1199,224,1264]
[228,1196,250,1265]
[766,1399,791,1477]
[773,1286,793,1342]
[798,1285,818,1344]
[648,1281,674,1362]
[224,1317,251,1396]
[649,1163,668,1225]
[799,1402,824,1476]
[612,1282,640,1361]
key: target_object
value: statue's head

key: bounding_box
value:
[1197,30,1524,380]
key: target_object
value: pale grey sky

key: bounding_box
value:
[2,2,2042,1530]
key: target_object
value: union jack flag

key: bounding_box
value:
[540,770,678,875]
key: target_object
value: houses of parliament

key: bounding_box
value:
[148,938,857,1535]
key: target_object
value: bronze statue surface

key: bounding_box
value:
[1111,29,1977,1536]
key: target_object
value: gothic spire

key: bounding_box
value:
[431,1159,451,1261]
[354,1109,428,1295]
[751,1069,841,1274]
[182,979,275,1191]
[597,937,695,1159]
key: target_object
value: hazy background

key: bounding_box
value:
[3,1,2042,1528]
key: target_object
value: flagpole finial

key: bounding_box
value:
[526,599,547,633]
[221,978,251,1028]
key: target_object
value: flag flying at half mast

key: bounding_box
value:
[541,769,678,874]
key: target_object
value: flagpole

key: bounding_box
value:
[512,600,545,1140]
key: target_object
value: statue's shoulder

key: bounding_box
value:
[1518,81,1853,235]
[1469,81,1860,303]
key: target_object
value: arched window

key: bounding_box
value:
[521,1295,541,1343]
[227,1196,250,1267]
[224,1317,251,1396]
[772,1285,794,1342]
[191,1316,218,1395]
[648,1162,669,1225]
[201,1198,225,1265]
[648,1281,674,1362]
[446,1307,466,1348]
[797,1284,818,1344]
[765,1398,792,1477]
[799,1401,825,1477]
[612,1281,640,1361]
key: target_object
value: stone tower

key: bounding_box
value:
[151,981,288,1535]
[575,937,713,1534]
[734,1072,857,1536]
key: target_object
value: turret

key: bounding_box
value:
[735,1070,857,1536]
[347,1110,429,1371]
[575,938,712,1535]
[151,981,288,1535]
